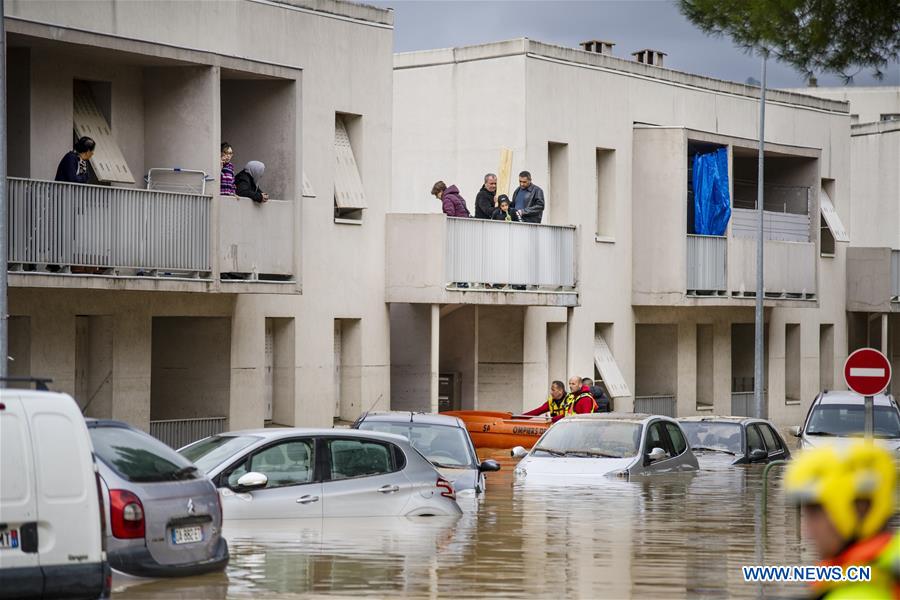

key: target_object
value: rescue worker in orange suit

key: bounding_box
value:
[784,442,900,599]
[523,380,569,421]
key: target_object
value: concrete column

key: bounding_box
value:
[565,306,576,377]
[429,304,440,414]
[712,320,732,415]
[882,313,889,355]
[389,304,435,413]
[522,307,550,413]
[228,297,264,431]
[112,310,151,430]
[676,321,697,416]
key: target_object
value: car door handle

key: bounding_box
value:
[296,495,320,504]
[378,485,400,494]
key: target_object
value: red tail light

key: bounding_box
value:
[436,476,456,500]
[109,490,145,539]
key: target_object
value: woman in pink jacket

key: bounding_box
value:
[431,181,471,217]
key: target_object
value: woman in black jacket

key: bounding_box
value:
[55,137,95,183]
[235,160,269,203]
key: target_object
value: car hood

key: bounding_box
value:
[516,455,635,478]
[801,435,900,452]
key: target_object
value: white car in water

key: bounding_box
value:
[513,413,699,481]
[179,428,462,519]
[791,391,900,452]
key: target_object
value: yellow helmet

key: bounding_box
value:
[784,443,897,540]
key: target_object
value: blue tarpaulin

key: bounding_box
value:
[692,148,731,235]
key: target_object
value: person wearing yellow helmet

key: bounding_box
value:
[784,443,899,599]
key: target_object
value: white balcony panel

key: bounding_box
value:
[218,196,294,278]
[731,208,811,243]
[686,234,726,292]
[729,237,816,297]
[444,218,575,287]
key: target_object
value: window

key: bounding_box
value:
[644,422,669,455]
[881,113,900,122]
[664,423,687,455]
[819,183,848,257]
[746,425,765,454]
[179,435,261,475]
[758,424,782,454]
[785,324,801,402]
[334,114,366,223]
[329,438,395,480]
[595,148,616,239]
[227,439,314,489]
[90,425,197,483]
[357,422,475,468]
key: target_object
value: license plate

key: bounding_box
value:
[0,529,19,549]
[171,526,203,545]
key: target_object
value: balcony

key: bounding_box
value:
[6,178,296,292]
[846,247,900,312]
[387,214,577,306]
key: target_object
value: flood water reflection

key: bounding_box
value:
[114,450,818,599]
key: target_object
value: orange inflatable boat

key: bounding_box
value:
[441,410,551,449]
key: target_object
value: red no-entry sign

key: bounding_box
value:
[844,348,891,396]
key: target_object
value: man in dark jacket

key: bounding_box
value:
[511,171,545,223]
[582,378,612,412]
[474,173,497,219]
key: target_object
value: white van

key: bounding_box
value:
[0,386,111,599]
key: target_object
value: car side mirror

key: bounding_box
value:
[511,446,528,458]
[749,448,768,462]
[479,459,501,472]
[789,426,801,438]
[235,471,268,491]
[647,447,668,462]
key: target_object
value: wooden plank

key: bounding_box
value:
[497,147,513,199]
[73,91,135,184]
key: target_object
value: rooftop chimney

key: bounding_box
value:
[807,75,818,87]
[579,40,615,55]
[631,49,666,67]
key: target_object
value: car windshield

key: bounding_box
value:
[807,404,900,438]
[90,426,199,483]
[680,422,742,454]
[532,420,641,458]
[357,421,474,467]
[178,435,261,474]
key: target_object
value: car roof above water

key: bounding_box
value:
[816,391,895,406]
[216,427,411,444]
[359,411,465,427]
[565,412,663,424]
[678,415,761,425]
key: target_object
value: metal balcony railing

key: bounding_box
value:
[444,218,576,288]
[634,395,676,417]
[7,177,211,276]
[686,234,726,294]
[892,250,900,301]
[149,416,227,449]
[731,181,811,243]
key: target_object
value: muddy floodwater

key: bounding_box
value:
[113,449,817,599]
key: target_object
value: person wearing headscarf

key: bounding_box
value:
[235,160,269,203]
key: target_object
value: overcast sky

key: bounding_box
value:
[368,0,900,88]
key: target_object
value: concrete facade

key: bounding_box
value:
[3,0,394,431]
[391,39,854,425]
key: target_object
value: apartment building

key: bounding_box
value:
[785,86,900,386]
[390,39,853,425]
[3,0,393,442]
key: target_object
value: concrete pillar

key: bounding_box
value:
[882,313,889,355]
[429,304,440,413]
[565,306,576,377]
[112,310,151,430]
[522,307,550,413]
[228,297,264,431]
[676,321,697,416]
[389,304,435,413]
[712,320,732,415]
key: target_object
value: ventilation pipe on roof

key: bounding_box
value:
[579,40,615,55]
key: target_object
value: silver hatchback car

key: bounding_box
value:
[179,428,462,519]
[86,420,228,577]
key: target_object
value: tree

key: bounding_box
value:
[679,0,900,80]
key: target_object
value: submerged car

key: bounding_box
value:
[792,391,900,452]
[352,411,500,494]
[178,428,462,519]
[512,413,698,480]
[87,419,228,577]
[678,416,791,464]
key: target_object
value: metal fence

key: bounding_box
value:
[8,177,211,274]
[686,234,726,293]
[731,208,811,243]
[149,416,227,450]
[634,395,677,417]
[731,392,767,417]
[892,250,900,301]
[445,218,576,288]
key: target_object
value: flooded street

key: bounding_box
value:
[112,448,817,599]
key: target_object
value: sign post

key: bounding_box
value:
[843,348,892,439]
